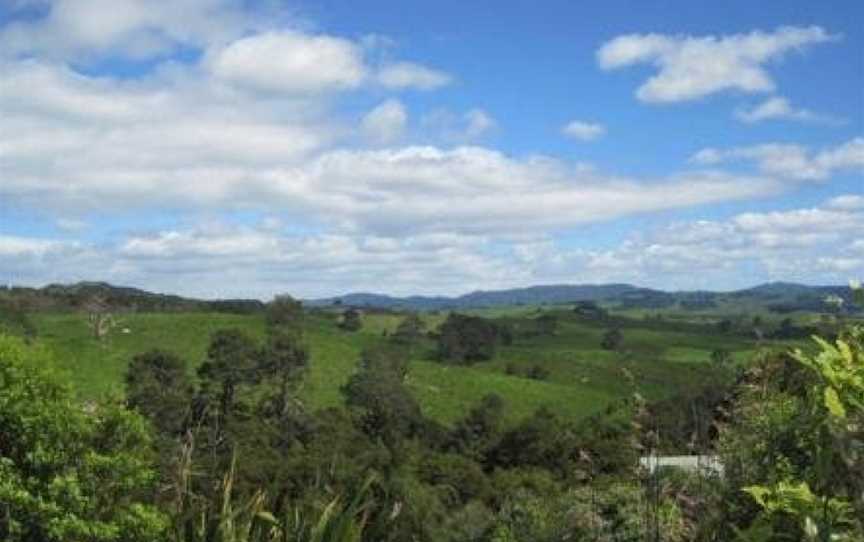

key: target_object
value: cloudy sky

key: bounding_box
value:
[1,0,862,299]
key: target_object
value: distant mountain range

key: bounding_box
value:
[2,280,859,314]
[309,281,860,313]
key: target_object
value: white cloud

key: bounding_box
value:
[561,120,606,141]
[464,109,496,138]
[827,195,864,210]
[0,0,257,61]
[420,108,497,141]
[597,26,838,103]
[0,235,69,257]
[4,196,861,297]
[515,196,864,289]
[734,96,839,124]
[1,7,855,296]
[377,61,452,90]
[361,99,407,144]
[0,63,780,235]
[269,147,777,236]
[690,138,864,181]
[207,31,367,94]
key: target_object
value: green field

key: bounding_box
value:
[28,308,797,425]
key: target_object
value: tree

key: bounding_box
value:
[360,344,410,381]
[0,298,36,340]
[342,348,422,446]
[0,334,168,541]
[601,328,623,351]
[710,348,732,368]
[447,393,505,462]
[391,313,425,349]
[535,314,558,336]
[437,313,501,364]
[339,308,363,332]
[258,329,309,416]
[773,317,798,339]
[125,349,193,436]
[197,329,259,420]
[574,301,607,320]
[265,294,304,340]
[84,294,117,340]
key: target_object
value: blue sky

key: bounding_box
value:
[0,0,862,298]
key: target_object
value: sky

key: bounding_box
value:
[0,0,862,299]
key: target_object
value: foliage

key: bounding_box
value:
[0,298,37,339]
[390,313,425,350]
[266,295,305,340]
[437,313,502,364]
[601,328,623,351]
[342,348,423,446]
[126,349,193,436]
[0,334,168,541]
[197,328,260,419]
[12,296,836,541]
[339,309,363,332]
[723,324,864,541]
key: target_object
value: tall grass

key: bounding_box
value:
[171,447,373,542]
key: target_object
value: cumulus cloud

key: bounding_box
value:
[377,61,452,90]
[1,226,523,298]
[514,195,864,289]
[0,54,779,239]
[734,96,839,124]
[561,120,606,141]
[690,138,864,181]
[206,31,368,93]
[420,108,497,141]
[463,109,497,138]
[0,235,71,257]
[4,195,861,297]
[597,26,838,103]
[361,99,408,143]
[0,0,258,61]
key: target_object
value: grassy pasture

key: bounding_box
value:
[25,307,793,425]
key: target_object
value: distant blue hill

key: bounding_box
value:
[2,280,857,314]
[307,281,859,313]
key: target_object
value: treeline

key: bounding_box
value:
[0,282,264,314]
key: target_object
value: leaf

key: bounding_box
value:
[823,387,846,419]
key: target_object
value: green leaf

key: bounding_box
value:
[823,387,846,418]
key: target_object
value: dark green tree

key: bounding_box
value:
[601,328,623,351]
[535,314,558,336]
[258,329,309,417]
[447,393,505,462]
[342,347,421,446]
[197,329,258,420]
[125,349,193,436]
[437,313,500,364]
[391,313,426,349]
[339,308,363,332]
[265,294,304,340]
[710,348,732,368]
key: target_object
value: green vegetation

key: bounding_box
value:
[20,303,801,425]
[1,283,861,540]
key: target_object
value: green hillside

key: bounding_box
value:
[27,307,796,425]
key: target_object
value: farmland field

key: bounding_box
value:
[27,306,805,425]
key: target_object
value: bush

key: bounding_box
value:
[0,334,168,542]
